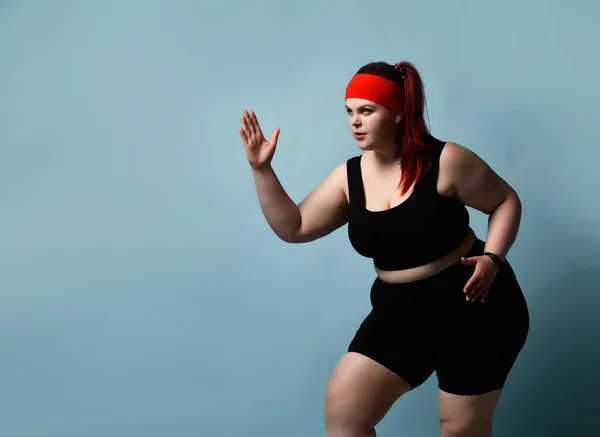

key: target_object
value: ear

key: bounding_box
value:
[394,112,402,123]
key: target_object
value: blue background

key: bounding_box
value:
[1,1,599,435]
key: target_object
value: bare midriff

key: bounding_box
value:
[375,228,475,284]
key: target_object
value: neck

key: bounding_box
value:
[371,145,400,168]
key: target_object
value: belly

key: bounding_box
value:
[375,228,475,284]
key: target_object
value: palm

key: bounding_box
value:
[239,109,280,169]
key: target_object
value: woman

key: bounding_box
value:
[239,61,529,437]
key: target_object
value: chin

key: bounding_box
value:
[356,141,373,151]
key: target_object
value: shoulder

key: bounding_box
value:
[312,159,350,188]
[437,142,487,195]
[328,159,351,188]
[437,142,517,213]
[333,159,349,176]
[439,142,485,174]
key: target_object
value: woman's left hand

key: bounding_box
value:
[461,255,500,303]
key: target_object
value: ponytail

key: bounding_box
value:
[395,61,433,195]
[354,61,436,195]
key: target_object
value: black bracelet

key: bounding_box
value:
[484,252,503,267]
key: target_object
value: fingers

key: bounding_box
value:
[464,275,490,303]
[462,256,486,303]
[463,267,479,293]
[461,256,477,265]
[240,110,258,150]
[270,127,280,145]
[241,110,255,136]
[463,268,486,303]
[469,285,488,303]
[466,283,484,302]
[239,127,248,144]
[241,109,262,136]
[250,111,263,135]
[241,109,269,146]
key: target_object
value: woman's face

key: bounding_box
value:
[345,98,401,152]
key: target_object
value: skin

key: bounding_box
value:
[239,93,522,437]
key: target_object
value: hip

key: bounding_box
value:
[368,239,528,322]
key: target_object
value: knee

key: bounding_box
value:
[324,381,368,433]
[440,417,492,437]
[440,419,469,437]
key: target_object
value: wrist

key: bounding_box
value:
[252,163,273,174]
[483,252,504,267]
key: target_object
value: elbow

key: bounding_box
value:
[496,188,521,216]
[277,224,303,244]
[487,187,521,216]
[279,231,311,244]
[278,225,316,244]
[279,233,299,244]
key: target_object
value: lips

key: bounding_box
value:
[354,132,366,137]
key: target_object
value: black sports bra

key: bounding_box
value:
[346,139,470,271]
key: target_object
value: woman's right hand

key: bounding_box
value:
[239,109,280,170]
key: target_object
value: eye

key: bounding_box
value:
[346,108,373,114]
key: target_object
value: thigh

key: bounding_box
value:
[347,307,435,391]
[433,259,530,396]
[325,352,412,430]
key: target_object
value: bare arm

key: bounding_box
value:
[440,142,521,260]
[240,109,349,244]
[252,162,349,243]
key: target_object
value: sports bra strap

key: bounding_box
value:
[346,156,365,207]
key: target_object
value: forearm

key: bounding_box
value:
[252,165,301,241]
[484,190,522,261]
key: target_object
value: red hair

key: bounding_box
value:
[355,61,436,195]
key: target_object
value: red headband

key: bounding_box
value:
[345,74,403,112]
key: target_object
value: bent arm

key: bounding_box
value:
[441,142,521,260]
[252,162,349,243]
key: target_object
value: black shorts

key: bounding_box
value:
[347,239,530,396]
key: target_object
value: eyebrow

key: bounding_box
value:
[345,104,375,110]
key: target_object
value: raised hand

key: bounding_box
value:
[239,109,280,169]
